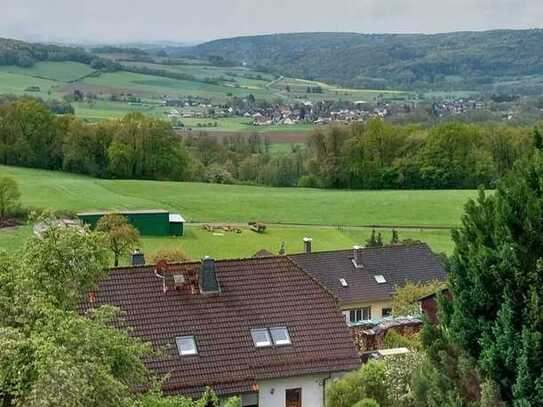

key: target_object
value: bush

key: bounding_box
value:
[149,248,190,264]
[326,362,388,407]
[352,399,380,407]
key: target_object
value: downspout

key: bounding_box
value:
[322,373,332,407]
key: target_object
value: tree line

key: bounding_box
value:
[0,97,540,190]
[0,98,188,180]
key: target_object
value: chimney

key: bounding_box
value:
[352,246,364,269]
[200,256,220,294]
[303,237,313,254]
[131,249,145,266]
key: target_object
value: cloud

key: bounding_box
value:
[1,0,542,43]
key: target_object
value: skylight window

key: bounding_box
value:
[339,278,348,287]
[374,275,386,284]
[251,328,272,347]
[270,327,291,346]
[176,336,197,356]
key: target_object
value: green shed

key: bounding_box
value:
[78,209,185,236]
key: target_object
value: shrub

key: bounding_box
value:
[149,248,190,264]
[326,361,388,407]
[352,399,380,407]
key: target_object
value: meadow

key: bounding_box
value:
[0,165,477,260]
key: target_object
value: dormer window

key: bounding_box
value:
[176,336,198,356]
[251,328,272,347]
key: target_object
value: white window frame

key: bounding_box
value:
[270,327,291,346]
[176,335,198,356]
[251,328,272,347]
[349,306,372,323]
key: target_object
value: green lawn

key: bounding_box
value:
[0,165,475,258]
[1,223,453,263]
[0,61,95,82]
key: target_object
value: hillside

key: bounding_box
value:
[0,165,472,257]
[174,30,543,93]
[0,37,99,67]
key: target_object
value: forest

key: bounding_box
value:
[175,29,543,93]
[0,96,538,190]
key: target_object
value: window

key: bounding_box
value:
[176,336,197,356]
[270,327,291,345]
[382,308,392,318]
[374,275,386,284]
[286,388,302,407]
[339,278,348,287]
[251,328,272,347]
[349,307,372,323]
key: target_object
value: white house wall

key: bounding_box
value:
[257,374,329,407]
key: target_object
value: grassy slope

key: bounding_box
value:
[0,71,61,98]
[0,61,95,82]
[1,165,475,227]
[0,166,473,259]
[81,71,271,100]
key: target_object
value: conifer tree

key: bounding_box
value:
[440,154,543,404]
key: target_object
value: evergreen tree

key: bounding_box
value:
[366,229,378,248]
[533,127,543,150]
[390,229,400,245]
[438,154,543,404]
[376,232,383,247]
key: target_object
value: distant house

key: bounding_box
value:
[78,209,185,236]
[289,244,447,326]
[84,256,360,406]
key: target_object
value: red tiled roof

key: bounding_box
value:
[84,256,360,396]
[289,244,447,306]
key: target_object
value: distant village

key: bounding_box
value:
[163,96,489,129]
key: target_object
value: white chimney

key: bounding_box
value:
[303,237,313,254]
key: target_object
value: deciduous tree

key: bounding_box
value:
[97,213,140,267]
[0,176,20,219]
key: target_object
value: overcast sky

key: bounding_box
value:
[2,0,542,44]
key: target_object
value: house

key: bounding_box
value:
[83,256,361,406]
[289,244,447,326]
[78,209,185,236]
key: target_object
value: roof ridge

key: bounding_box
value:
[288,242,432,257]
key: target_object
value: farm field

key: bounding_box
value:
[80,71,272,101]
[0,71,62,98]
[0,61,95,82]
[270,77,412,102]
[0,165,477,259]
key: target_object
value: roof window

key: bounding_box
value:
[270,327,291,346]
[176,336,198,356]
[251,328,272,347]
[374,275,387,284]
[339,278,348,287]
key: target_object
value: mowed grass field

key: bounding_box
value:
[0,165,476,260]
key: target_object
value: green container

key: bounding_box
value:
[78,210,182,237]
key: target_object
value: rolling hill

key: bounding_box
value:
[173,29,543,93]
